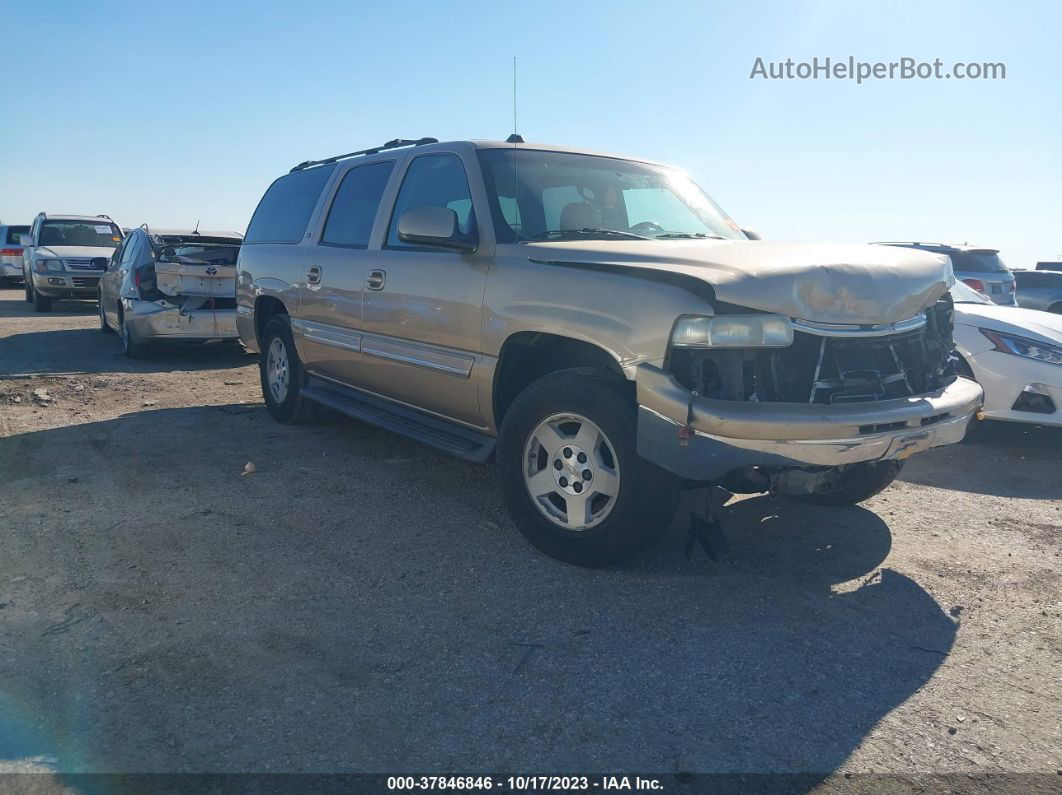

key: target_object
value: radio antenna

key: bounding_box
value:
[513,56,517,136]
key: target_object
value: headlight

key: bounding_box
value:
[34,258,64,273]
[671,314,793,348]
[980,329,1062,366]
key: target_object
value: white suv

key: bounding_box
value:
[22,213,122,311]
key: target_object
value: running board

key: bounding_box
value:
[302,378,495,463]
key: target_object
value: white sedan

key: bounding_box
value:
[951,281,1062,426]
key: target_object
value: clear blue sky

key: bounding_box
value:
[2,0,1059,268]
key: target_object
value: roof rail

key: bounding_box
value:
[289,137,438,173]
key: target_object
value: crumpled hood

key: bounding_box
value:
[524,239,953,324]
[954,303,1062,346]
[34,245,116,260]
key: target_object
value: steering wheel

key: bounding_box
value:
[629,221,664,235]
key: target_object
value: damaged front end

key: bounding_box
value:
[635,293,983,488]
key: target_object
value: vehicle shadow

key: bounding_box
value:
[0,289,97,318]
[900,420,1062,498]
[0,405,956,779]
[0,327,254,376]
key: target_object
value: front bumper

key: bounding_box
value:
[635,364,983,480]
[31,271,101,298]
[969,349,1062,427]
[125,299,239,341]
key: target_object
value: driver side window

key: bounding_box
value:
[386,154,475,249]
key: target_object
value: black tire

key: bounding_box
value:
[24,279,32,303]
[32,285,52,312]
[793,461,904,506]
[259,315,321,424]
[497,368,679,567]
[98,293,112,333]
[119,310,150,358]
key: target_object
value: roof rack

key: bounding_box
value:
[290,137,438,173]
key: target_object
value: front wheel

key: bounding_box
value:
[24,279,32,303]
[497,368,679,567]
[98,293,112,333]
[32,285,52,312]
[793,461,904,506]
[259,315,321,424]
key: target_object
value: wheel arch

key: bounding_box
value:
[254,295,291,349]
[492,331,628,428]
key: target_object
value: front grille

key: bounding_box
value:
[65,258,107,271]
[669,298,957,407]
[763,327,948,404]
[71,276,99,288]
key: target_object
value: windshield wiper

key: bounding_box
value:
[653,232,726,240]
[532,228,650,241]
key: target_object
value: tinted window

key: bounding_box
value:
[321,161,394,247]
[386,155,474,248]
[5,226,28,245]
[245,165,337,244]
[949,251,1007,273]
[1036,262,1062,271]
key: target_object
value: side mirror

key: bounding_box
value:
[397,206,475,251]
[741,228,761,241]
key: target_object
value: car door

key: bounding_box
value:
[106,233,139,326]
[296,159,396,385]
[100,233,131,323]
[357,151,492,428]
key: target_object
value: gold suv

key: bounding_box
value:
[236,138,982,566]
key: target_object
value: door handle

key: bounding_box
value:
[366,269,386,290]
[307,266,322,285]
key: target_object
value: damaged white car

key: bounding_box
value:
[99,227,243,357]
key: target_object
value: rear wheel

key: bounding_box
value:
[497,368,678,567]
[259,315,321,424]
[119,309,150,358]
[793,461,904,506]
[31,284,52,312]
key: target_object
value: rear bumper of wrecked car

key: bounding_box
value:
[634,363,983,480]
[124,300,240,341]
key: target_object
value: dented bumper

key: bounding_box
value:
[634,363,983,480]
[124,299,239,341]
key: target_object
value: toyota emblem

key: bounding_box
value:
[205,266,218,275]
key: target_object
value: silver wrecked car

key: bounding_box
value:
[98,226,243,357]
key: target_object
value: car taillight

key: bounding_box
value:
[0,248,21,257]
[1009,279,1017,292]
[963,278,985,292]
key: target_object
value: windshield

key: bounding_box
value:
[949,251,1008,273]
[950,281,994,304]
[40,220,122,248]
[477,149,747,243]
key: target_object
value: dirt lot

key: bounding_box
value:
[0,287,1059,787]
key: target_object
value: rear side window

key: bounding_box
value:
[321,161,394,248]
[245,165,337,244]
[948,252,1007,273]
[386,154,474,248]
[5,226,28,245]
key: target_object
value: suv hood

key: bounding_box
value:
[33,245,116,260]
[524,239,953,325]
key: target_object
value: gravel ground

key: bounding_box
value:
[0,288,1059,789]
